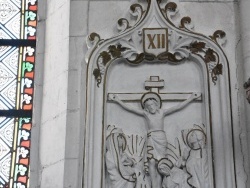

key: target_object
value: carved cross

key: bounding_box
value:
[108,76,202,102]
[145,76,164,93]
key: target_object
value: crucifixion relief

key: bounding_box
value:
[85,1,235,187]
[106,76,203,188]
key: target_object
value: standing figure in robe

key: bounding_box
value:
[184,129,209,188]
[106,127,136,188]
[106,126,151,188]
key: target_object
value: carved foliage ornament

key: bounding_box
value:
[184,41,223,84]
[87,1,227,87]
[244,78,250,103]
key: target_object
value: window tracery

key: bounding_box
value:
[0,0,37,187]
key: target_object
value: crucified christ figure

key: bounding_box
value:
[110,92,201,188]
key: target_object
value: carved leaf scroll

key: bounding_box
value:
[180,16,193,31]
[117,4,144,33]
[117,18,130,32]
[209,30,226,45]
[163,2,178,27]
[184,41,223,85]
[85,32,101,63]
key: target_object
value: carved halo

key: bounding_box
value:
[158,158,174,176]
[141,92,162,109]
[187,129,207,150]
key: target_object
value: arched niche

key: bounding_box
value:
[84,1,235,187]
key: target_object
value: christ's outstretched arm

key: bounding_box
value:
[110,94,144,116]
[163,93,201,116]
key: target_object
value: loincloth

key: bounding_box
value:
[146,130,168,160]
[145,130,168,166]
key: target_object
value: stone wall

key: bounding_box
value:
[32,0,250,187]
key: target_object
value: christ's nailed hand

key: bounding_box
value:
[191,92,201,100]
[109,94,120,102]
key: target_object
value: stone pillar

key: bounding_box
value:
[38,0,70,187]
[240,2,250,134]
[239,0,250,70]
[240,1,250,89]
[29,0,46,187]
[240,1,250,79]
[239,0,250,186]
[63,0,89,187]
[34,0,89,187]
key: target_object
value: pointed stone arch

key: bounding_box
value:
[84,1,235,187]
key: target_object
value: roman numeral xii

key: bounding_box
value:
[147,34,166,49]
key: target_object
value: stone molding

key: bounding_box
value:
[180,0,237,2]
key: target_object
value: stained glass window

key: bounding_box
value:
[0,0,37,187]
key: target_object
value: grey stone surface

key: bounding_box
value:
[180,0,236,2]
[32,0,250,187]
[239,0,250,187]
[70,1,88,36]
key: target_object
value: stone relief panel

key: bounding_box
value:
[105,60,211,188]
[84,0,235,188]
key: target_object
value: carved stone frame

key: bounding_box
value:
[84,1,235,187]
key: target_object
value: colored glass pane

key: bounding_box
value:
[0,117,14,187]
[0,0,37,187]
[0,117,32,188]
[0,0,21,39]
[0,0,37,39]
[0,47,18,110]
[0,46,35,110]
[19,46,35,111]
[24,0,37,40]
[12,117,31,188]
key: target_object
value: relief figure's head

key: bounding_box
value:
[144,99,159,114]
[141,92,162,114]
[187,130,206,150]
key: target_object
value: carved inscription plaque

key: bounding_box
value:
[143,28,168,56]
